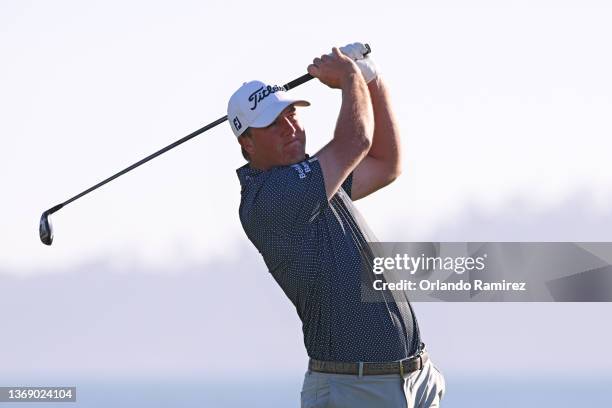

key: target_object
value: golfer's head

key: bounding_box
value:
[227,80,310,169]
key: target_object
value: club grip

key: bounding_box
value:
[283,43,371,91]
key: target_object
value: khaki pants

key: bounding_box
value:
[301,358,445,408]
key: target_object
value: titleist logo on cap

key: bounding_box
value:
[248,85,286,111]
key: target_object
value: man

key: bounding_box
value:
[227,43,445,407]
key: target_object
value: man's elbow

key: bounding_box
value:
[386,165,402,185]
[375,164,402,190]
[386,158,402,184]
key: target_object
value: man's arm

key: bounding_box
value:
[350,76,402,201]
[307,48,374,200]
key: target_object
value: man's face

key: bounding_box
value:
[239,105,306,169]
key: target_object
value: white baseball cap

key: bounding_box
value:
[227,80,310,137]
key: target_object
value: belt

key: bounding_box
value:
[308,349,428,376]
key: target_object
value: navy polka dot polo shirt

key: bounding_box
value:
[237,156,421,362]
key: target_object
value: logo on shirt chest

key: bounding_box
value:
[291,161,312,179]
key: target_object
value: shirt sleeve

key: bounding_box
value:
[252,157,329,235]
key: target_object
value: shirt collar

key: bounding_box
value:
[236,163,262,186]
[236,154,311,186]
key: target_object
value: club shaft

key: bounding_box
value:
[54,74,317,213]
[61,115,228,209]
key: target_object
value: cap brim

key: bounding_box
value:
[250,99,310,128]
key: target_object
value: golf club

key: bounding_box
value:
[39,44,371,246]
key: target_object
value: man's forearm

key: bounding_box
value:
[336,73,374,151]
[314,61,375,200]
[366,76,402,176]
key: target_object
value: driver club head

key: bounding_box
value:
[39,211,54,246]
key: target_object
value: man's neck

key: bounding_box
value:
[248,159,270,171]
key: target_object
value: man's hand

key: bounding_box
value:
[307,47,362,89]
[339,42,379,84]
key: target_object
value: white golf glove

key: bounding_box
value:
[339,42,378,83]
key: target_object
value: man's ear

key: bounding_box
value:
[238,133,255,156]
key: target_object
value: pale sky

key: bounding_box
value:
[1,0,611,381]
